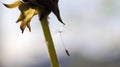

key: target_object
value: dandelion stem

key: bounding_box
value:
[40,17,60,67]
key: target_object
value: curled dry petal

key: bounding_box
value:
[20,8,37,33]
[17,3,38,33]
[3,0,21,8]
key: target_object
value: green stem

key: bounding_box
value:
[40,17,60,67]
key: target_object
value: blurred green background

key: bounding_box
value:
[1,0,120,67]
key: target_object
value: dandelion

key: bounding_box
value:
[2,0,66,67]
[3,0,65,33]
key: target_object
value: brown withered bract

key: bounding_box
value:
[27,0,65,25]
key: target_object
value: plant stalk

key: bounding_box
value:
[40,17,60,67]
